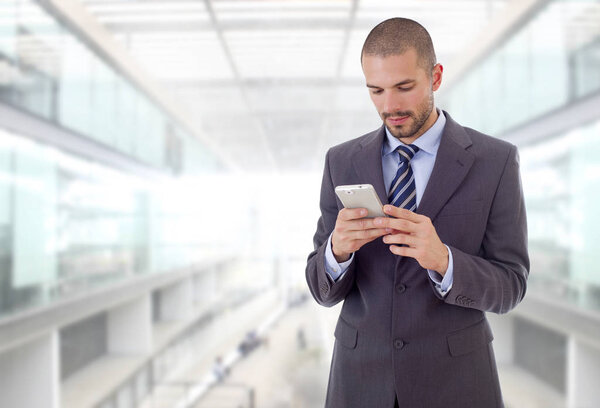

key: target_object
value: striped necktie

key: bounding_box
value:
[388,144,420,211]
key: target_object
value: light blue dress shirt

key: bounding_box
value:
[324,109,454,296]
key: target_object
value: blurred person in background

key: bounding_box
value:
[212,355,229,382]
[305,17,529,408]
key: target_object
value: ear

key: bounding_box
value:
[431,63,443,91]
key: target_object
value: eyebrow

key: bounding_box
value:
[366,79,416,89]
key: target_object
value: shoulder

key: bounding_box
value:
[443,111,516,159]
[457,124,520,179]
[464,126,516,156]
[326,126,383,161]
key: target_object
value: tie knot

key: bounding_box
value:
[396,144,419,163]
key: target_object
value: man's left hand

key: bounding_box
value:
[374,205,449,275]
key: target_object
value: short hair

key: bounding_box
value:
[361,18,437,75]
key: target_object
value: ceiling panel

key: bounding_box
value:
[169,86,248,113]
[78,0,511,172]
[245,86,335,113]
[225,29,345,79]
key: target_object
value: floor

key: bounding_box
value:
[193,299,335,408]
[140,294,566,408]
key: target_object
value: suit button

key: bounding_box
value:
[395,284,406,294]
[394,339,405,349]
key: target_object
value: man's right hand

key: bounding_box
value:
[331,208,390,262]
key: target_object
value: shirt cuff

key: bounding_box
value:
[324,233,354,281]
[427,245,454,297]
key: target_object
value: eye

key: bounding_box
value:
[370,89,383,95]
[398,86,414,92]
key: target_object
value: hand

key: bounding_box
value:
[331,208,389,262]
[374,205,449,274]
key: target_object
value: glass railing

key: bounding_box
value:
[437,0,600,313]
[439,0,600,136]
[0,0,219,174]
[0,127,229,319]
[521,118,600,311]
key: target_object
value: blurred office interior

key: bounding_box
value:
[0,0,599,407]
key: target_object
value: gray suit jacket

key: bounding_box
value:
[305,111,529,408]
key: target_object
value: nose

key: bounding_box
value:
[382,91,403,114]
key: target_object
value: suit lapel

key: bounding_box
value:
[417,112,475,221]
[351,126,388,204]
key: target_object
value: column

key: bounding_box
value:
[107,294,152,354]
[0,331,59,408]
[567,337,600,408]
[159,278,193,321]
[487,312,515,365]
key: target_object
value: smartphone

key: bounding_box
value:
[335,184,386,218]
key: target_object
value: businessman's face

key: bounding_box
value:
[362,48,443,143]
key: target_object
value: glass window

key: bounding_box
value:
[0,0,218,174]
[91,56,118,146]
[142,103,165,167]
[572,37,600,99]
[134,97,152,163]
[529,2,569,117]
[463,67,484,131]
[13,0,60,119]
[0,1,17,59]
[567,120,600,289]
[58,35,93,136]
[502,28,531,129]
[114,79,137,155]
[522,118,600,310]
[12,141,57,290]
[0,134,13,313]
[480,54,504,135]
[439,0,598,135]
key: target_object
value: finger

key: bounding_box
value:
[344,217,380,231]
[389,244,418,258]
[353,234,386,248]
[373,216,417,233]
[334,217,378,238]
[382,233,415,246]
[349,228,389,241]
[383,205,424,222]
[339,207,368,221]
[338,233,384,254]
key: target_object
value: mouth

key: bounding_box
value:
[387,115,410,126]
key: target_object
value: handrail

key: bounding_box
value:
[0,257,228,354]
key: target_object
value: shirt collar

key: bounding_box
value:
[382,109,446,157]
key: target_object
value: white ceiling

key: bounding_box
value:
[78,0,511,172]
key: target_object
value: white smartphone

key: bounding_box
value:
[335,184,386,218]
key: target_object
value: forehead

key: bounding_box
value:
[361,49,425,83]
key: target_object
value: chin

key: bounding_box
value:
[387,126,409,139]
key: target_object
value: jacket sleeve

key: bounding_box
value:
[441,145,530,314]
[305,150,357,307]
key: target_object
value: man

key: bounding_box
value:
[305,18,529,408]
